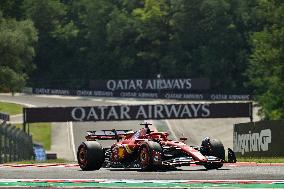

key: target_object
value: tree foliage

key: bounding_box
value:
[0,0,283,119]
[0,14,37,93]
[247,0,284,119]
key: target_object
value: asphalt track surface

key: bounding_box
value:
[0,164,284,180]
[0,94,281,181]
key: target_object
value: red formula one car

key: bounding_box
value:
[77,122,236,171]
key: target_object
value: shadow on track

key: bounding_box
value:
[96,167,231,172]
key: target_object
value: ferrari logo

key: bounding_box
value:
[118,147,124,158]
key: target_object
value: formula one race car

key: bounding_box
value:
[77,122,236,171]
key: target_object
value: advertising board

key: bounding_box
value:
[89,78,210,91]
[234,120,284,157]
[24,103,252,123]
[32,88,251,101]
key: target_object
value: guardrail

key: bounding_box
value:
[0,122,34,163]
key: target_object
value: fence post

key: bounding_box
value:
[23,108,26,133]
[6,125,14,162]
[10,126,17,162]
[22,133,27,160]
[0,122,3,163]
[14,128,21,162]
[29,135,34,160]
[249,102,253,122]
[18,132,25,161]
[3,124,8,163]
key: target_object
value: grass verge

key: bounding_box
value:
[13,159,72,164]
[16,123,51,150]
[237,157,284,163]
[0,101,23,115]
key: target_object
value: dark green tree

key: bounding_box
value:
[247,0,284,119]
[131,0,172,78]
[169,0,251,92]
[22,0,80,88]
[0,0,23,19]
[71,0,115,80]
[0,16,37,93]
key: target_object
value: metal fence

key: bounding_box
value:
[0,122,34,163]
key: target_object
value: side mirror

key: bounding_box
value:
[112,129,119,142]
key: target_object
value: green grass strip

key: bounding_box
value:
[0,101,23,115]
[14,159,71,164]
[237,157,284,163]
[15,123,51,150]
[0,181,283,188]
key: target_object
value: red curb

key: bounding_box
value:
[1,162,284,168]
[0,163,69,168]
[256,163,284,166]
[10,164,33,167]
[236,162,257,164]
[225,162,284,166]
[64,164,79,167]
[45,180,70,183]
[10,179,284,185]
[47,164,61,166]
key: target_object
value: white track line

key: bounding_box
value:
[165,120,178,140]
[68,122,77,161]
[0,179,283,183]
[0,100,35,107]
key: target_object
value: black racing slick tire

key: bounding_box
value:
[77,141,105,171]
[139,141,163,171]
[209,139,225,160]
[203,139,225,170]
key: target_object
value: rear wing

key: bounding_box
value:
[85,129,134,141]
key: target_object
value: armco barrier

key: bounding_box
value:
[0,122,34,163]
[233,120,284,157]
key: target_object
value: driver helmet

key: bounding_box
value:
[141,120,152,134]
[140,120,152,128]
[201,137,210,146]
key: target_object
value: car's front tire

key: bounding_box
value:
[139,141,163,171]
[202,139,225,170]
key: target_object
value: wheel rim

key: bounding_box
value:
[78,146,87,167]
[140,147,150,169]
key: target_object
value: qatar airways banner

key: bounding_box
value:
[24,102,251,123]
[32,88,251,101]
[89,78,210,91]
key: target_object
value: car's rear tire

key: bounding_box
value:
[139,141,163,171]
[203,139,225,170]
[77,141,105,171]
